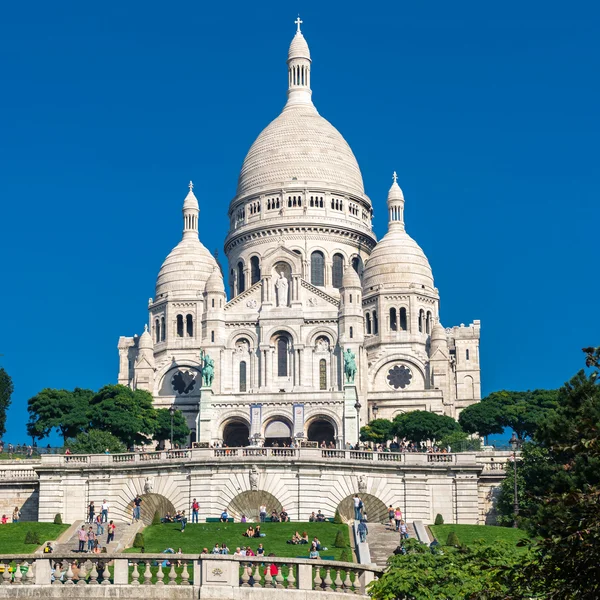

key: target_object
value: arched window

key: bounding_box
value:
[466,349,470,361]
[373,311,379,334]
[352,256,360,273]
[277,337,288,377]
[332,253,344,288]
[211,298,215,308]
[155,318,160,343]
[311,251,325,286]
[239,361,247,392]
[349,326,354,339]
[237,262,245,294]
[186,314,193,337]
[426,311,432,334]
[250,256,260,285]
[419,309,425,333]
[176,315,184,338]
[319,359,327,390]
[400,307,407,331]
[390,308,397,331]
[349,294,353,303]
[160,316,165,341]
[365,313,372,334]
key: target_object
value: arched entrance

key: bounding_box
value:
[337,493,388,524]
[125,493,176,525]
[223,420,250,447]
[227,490,283,522]
[264,419,292,447]
[307,418,336,446]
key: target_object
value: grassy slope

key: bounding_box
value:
[0,523,70,553]
[127,522,352,561]
[429,524,528,547]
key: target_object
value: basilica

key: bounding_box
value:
[117,22,481,448]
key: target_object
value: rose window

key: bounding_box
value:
[387,365,412,390]
[171,370,197,395]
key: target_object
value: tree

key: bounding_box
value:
[438,430,482,452]
[359,418,394,444]
[0,368,13,438]
[89,385,157,448]
[153,408,190,446]
[27,388,92,442]
[458,399,504,439]
[67,429,126,454]
[393,411,461,445]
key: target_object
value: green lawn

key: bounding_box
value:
[429,524,528,548]
[127,522,353,561]
[0,523,70,553]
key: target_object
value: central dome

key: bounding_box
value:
[235,103,365,199]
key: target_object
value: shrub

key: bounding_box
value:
[333,509,343,524]
[53,513,63,525]
[339,548,351,562]
[24,530,41,545]
[446,531,460,547]
[133,533,145,549]
[334,530,347,548]
[152,511,161,526]
[434,514,444,526]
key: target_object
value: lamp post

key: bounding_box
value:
[169,406,175,449]
[354,400,362,447]
[509,432,521,528]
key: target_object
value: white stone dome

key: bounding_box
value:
[155,238,218,298]
[235,103,366,199]
[288,32,310,60]
[138,325,153,349]
[205,266,226,294]
[363,229,434,291]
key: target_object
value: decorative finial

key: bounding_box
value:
[392,171,398,184]
[188,180,194,191]
[295,15,303,33]
[144,324,148,332]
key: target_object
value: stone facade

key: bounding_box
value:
[117,23,481,448]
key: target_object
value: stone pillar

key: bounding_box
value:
[343,384,359,445]
[404,474,430,522]
[454,473,479,524]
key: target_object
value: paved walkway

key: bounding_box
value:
[367,522,417,567]
[52,520,138,555]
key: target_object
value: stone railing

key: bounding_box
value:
[39,448,507,470]
[0,553,382,596]
[0,469,38,480]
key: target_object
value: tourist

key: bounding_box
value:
[220,543,229,555]
[43,542,53,554]
[308,511,317,522]
[233,547,243,557]
[259,504,267,522]
[201,548,209,554]
[246,546,255,557]
[191,498,199,523]
[92,539,101,554]
[300,532,309,544]
[180,510,187,532]
[353,495,362,521]
[312,536,322,551]
[286,531,301,544]
[309,543,320,559]
[280,508,289,522]
[316,510,325,522]
[12,506,21,523]
[254,526,265,538]
[176,548,183,567]
[270,510,280,522]
[106,520,116,545]
[1,515,7,525]
[358,519,368,543]
[212,544,221,554]
[388,505,395,529]
[101,499,109,523]
[394,508,402,531]
[243,525,255,538]
[399,520,409,540]
[256,543,265,556]
[220,509,229,522]
[132,495,142,523]
[265,554,277,576]
[240,514,247,523]
[95,514,104,536]
[77,525,87,553]
[87,527,96,552]
[88,501,95,524]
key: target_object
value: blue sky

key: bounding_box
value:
[1,0,598,444]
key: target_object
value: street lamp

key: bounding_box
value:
[354,400,362,447]
[169,406,175,449]
[509,432,521,528]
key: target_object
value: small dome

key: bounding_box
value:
[205,267,226,294]
[431,322,446,342]
[183,186,199,210]
[155,238,218,298]
[363,229,434,291]
[288,32,310,60]
[341,265,361,288]
[388,179,404,202]
[138,324,153,349]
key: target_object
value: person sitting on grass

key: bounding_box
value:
[243,526,255,538]
[162,512,173,523]
[174,510,182,522]
[256,543,265,556]
[0,515,7,525]
[201,548,209,554]
[280,509,289,522]
[270,510,280,522]
[220,543,229,555]
[308,512,317,522]
[316,510,325,522]
[211,544,221,554]
[240,514,247,523]
[220,510,229,523]
[311,536,327,551]
[233,547,243,557]
[286,531,301,544]
[300,532,309,544]
[253,525,265,538]
[309,543,320,559]
[246,546,255,557]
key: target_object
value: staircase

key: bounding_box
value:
[367,521,417,567]
[52,520,140,555]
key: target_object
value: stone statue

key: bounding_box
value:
[200,350,215,388]
[358,474,367,494]
[249,465,259,491]
[343,348,357,384]
[275,271,289,307]
[144,477,153,494]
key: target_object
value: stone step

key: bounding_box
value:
[366,521,417,567]
[52,520,136,555]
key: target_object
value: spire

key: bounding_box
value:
[286,16,313,109]
[387,171,405,230]
[182,180,199,239]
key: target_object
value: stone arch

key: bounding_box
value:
[336,493,388,524]
[219,416,251,447]
[306,326,337,348]
[226,328,258,348]
[265,325,299,346]
[369,353,427,386]
[306,415,337,445]
[262,414,293,446]
[227,490,283,522]
[125,493,175,525]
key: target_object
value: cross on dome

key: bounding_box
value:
[392,171,398,184]
[295,15,303,33]
[188,180,194,191]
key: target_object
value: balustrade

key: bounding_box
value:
[427,453,455,463]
